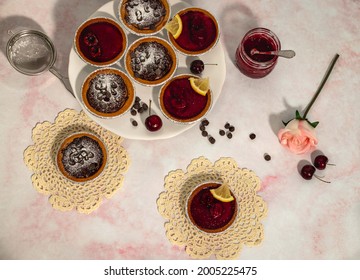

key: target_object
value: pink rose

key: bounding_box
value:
[277,119,318,154]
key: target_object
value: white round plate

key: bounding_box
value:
[68,0,226,140]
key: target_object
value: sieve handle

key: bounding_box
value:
[49,67,75,98]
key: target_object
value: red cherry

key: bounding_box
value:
[84,32,98,46]
[300,165,316,180]
[314,155,335,170]
[145,100,162,132]
[190,60,204,74]
[90,46,101,58]
[145,115,162,131]
[190,60,217,74]
[300,164,330,183]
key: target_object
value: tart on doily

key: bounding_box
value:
[56,132,107,183]
[24,109,130,214]
[118,0,170,36]
[157,156,268,259]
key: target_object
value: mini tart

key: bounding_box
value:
[118,0,170,36]
[81,68,135,118]
[74,17,127,67]
[159,74,212,124]
[187,182,238,234]
[125,37,177,86]
[56,133,107,183]
[167,7,220,56]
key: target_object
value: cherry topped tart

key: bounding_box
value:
[75,17,127,66]
[57,133,107,183]
[159,74,212,124]
[168,7,219,56]
[81,68,135,118]
[119,0,170,35]
[187,182,237,233]
[125,37,177,86]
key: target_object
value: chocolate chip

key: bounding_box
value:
[133,102,141,110]
[264,154,271,161]
[219,129,225,136]
[227,132,233,139]
[208,136,216,144]
[229,126,235,132]
[142,103,148,110]
[201,119,209,126]
[137,107,144,113]
[202,131,208,137]
[199,125,206,131]
[224,122,230,129]
[131,119,138,126]
[131,109,137,116]
[135,96,141,103]
[249,133,256,140]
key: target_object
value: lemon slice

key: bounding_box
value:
[189,77,210,96]
[165,14,183,39]
[210,184,235,202]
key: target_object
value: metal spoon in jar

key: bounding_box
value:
[250,48,296,59]
[6,30,74,97]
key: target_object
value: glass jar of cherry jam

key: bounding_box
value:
[235,27,281,78]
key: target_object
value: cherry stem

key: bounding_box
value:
[303,53,339,119]
[327,163,336,166]
[314,175,331,183]
[148,99,152,116]
[204,63,218,65]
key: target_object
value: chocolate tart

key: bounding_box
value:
[159,74,212,124]
[81,68,135,118]
[125,37,177,86]
[74,17,127,67]
[118,0,170,36]
[56,133,107,183]
[187,182,238,233]
[167,7,220,56]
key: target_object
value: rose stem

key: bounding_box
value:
[303,53,340,119]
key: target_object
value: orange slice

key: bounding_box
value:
[165,14,183,39]
[189,77,210,96]
[210,184,234,202]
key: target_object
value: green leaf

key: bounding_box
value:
[311,121,319,128]
[295,110,303,120]
[282,120,289,126]
[305,119,319,128]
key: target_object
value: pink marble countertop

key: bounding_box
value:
[1,0,359,260]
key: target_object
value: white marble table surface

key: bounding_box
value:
[1,0,359,260]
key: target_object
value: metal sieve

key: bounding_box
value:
[6,29,74,96]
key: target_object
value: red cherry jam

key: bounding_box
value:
[162,76,209,121]
[236,28,280,78]
[173,9,218,53]
[78,20,125,64]
[188,183,237,232]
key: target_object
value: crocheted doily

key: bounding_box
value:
[23,109,130,214]
[157,157,267,259]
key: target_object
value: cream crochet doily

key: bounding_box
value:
[157,156,267,259]
[23,109,130,214]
